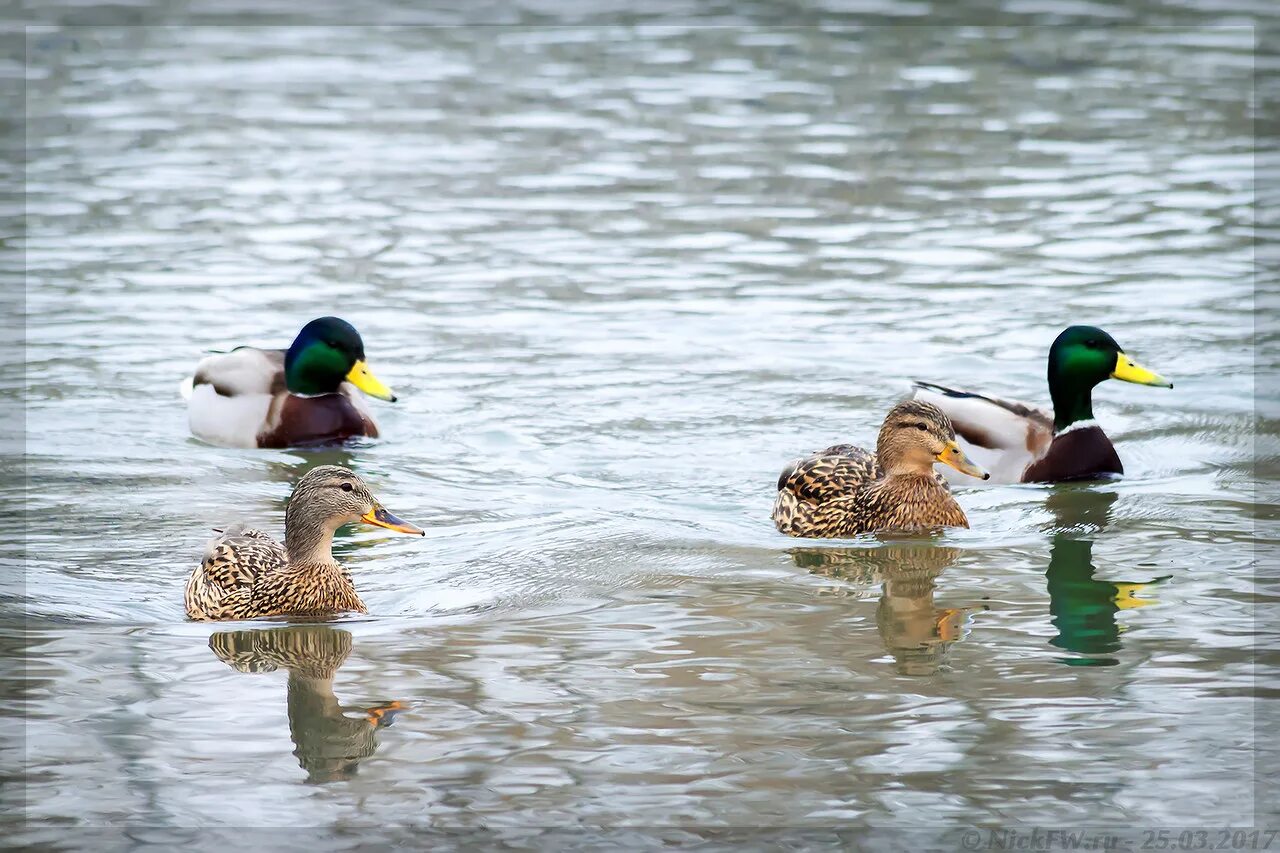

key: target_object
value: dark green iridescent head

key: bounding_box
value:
[284,317,366,396]
[1046,325,1171,431]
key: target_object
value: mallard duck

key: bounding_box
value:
[185,465,423,621]
[182,317,397,449]
[772,400,989,538]
[912,325,1171,483]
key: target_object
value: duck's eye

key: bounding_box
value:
[340,482,353,492]
[1085,339,1099,348]
[916,423,929,431]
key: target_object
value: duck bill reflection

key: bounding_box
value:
[1110,353,1172,388]
[937,440,990,480]
[360,505,424,536]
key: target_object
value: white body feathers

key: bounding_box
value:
[182,347,380,448]
[187,382,274,448]
[184,348,283,448]
[910,382,1054,485]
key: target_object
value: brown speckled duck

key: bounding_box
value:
[185,466,423,621]
[772,400,989,538]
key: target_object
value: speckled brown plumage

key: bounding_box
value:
[772,401,979,538]
[184,466,422,622]
[185,530,366,621]
[773,456,966,537]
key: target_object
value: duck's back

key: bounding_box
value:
[187,348,285,448]
[773,444,881,537]
[911,381,1053,484]
[185,526,286,621]
[192,347,286,396]
[776,444,879,496]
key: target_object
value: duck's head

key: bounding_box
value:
[1047,326,1171,430]
[1048,326,1172,390]
[876,400,989,480]
[286,465,424,539]
[284,317,396,401]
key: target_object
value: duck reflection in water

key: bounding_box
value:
[1043,488,1170,666]
[209,625,403,783]
[792,543,975,675]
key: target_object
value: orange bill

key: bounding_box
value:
[360,505,424,536]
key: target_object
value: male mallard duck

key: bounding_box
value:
[185,465,423,621]
[182,317,397,449]
[772,400,989,538]
[911,325,1171,483]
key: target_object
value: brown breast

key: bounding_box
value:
[1023,425,1122,483]
[258,394,378,448]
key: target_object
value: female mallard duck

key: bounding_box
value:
[911,325,1171,483]
[182,317,397,449]
[772,400,989,538]
[185,465,423,621]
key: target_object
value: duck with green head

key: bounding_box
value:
[183,317,398,448]
[912,325,1171,483]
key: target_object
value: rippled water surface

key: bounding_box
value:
[9,16,1272,842]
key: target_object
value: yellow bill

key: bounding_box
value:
[937,440,990,481]
[1111,353,1172,388]
[346,360,397,402]
[360,505,424,536]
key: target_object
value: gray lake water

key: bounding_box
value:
[8,14,1275,846]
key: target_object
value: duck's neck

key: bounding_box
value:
[285,513,338,567]
[881,470,947,491]
[874,470,950,507]
[1049,374,1097,433]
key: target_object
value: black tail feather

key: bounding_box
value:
[912,380,979,399]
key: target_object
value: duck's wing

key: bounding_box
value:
[776,444,880,501]
[185,348,286,448]
[190,347,286,397]
[202,526,285,586]
[185,527,286,620]
[911,381,1053,484]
